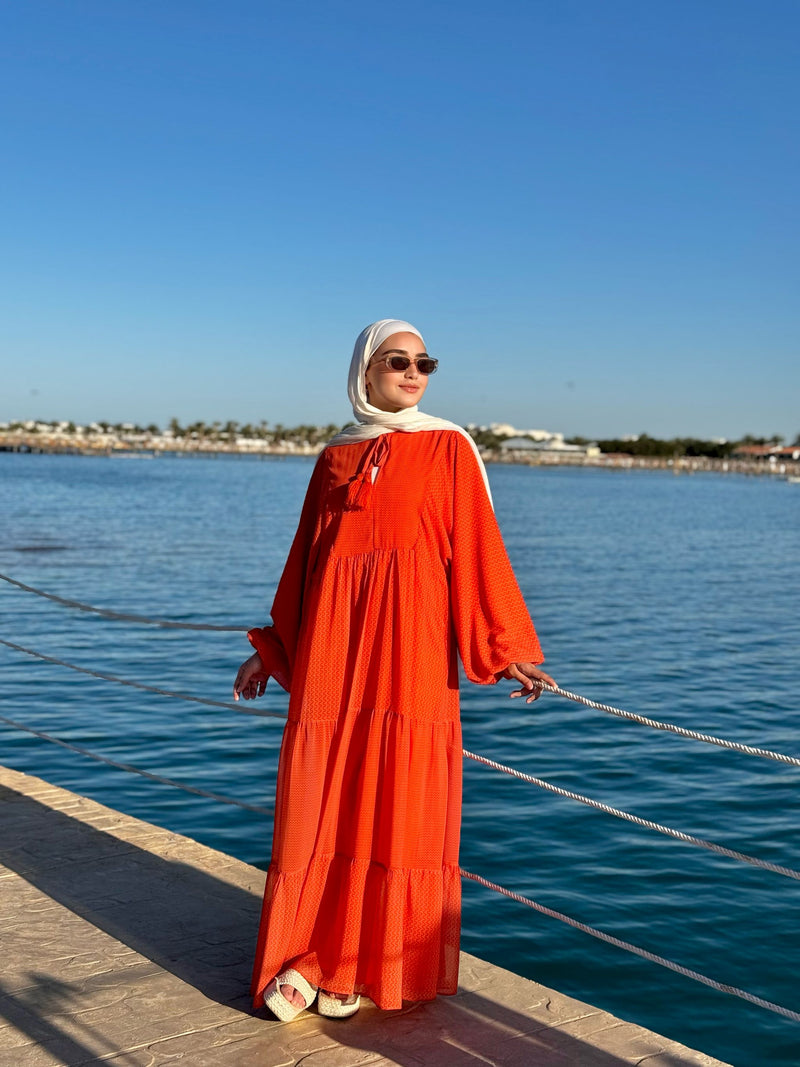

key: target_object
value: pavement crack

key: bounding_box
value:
[292,1045,340,1066]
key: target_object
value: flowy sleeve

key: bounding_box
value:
[448,434,544,684]
[247,452,327,692]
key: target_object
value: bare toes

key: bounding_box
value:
[280,984,306,1009]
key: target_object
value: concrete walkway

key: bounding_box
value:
[0,765,730,1066]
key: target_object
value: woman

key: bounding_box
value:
[233,319,554,1022]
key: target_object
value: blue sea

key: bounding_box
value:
[1,452,798,1067]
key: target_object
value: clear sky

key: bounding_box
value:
[1,0,798,440]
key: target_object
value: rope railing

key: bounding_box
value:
[0,638,284,720]
[529,680,800,768]
[0,664,796,1025]
[4,572,799,767]
[464,749,800,881]
[0,711,795,1026]
[459,870,800,1024]
[0,573,249,630]
[0,713,274,816]
[3,637,799,881]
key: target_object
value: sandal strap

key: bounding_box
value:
[277,968,318,1006]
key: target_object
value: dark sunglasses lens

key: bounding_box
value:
[418,358,437,374]
[387,356,411,371]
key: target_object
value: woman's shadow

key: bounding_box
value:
[0,780,263,1010]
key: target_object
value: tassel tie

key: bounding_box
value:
[344,435,391,511]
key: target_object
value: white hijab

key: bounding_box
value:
[327,319,493,505]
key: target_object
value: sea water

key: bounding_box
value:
[1,452,798,1066]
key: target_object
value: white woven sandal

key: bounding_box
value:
[317,990,361,1019]
[263,968,318,1022]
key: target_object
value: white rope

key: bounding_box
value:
[460,869,800,1024]
[0,638,284,720]
[531,682,800,768]
[0,713,274,815]
[4,572,800,767]
[0,573,248,630]
[5,716,796,1027]
[4,637,800,880]
[464,749,800,881]
[1,673,796,1027]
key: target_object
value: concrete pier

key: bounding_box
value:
[0,765,729,1066]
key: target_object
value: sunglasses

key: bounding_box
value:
[369,354,439,375]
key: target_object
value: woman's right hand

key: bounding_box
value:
[233,652,268,701]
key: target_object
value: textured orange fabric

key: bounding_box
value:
[248,430,543,1010]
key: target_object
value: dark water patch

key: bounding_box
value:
[11,544,71,552]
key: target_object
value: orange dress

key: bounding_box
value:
[247,429,543,1010]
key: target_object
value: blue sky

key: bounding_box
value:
[1,0,798,440]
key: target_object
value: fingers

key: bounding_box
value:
[505,663,534,690]
[509,685,543,703]
[234,658,259,701]
[505,662,558,704]
[234,661,270,701]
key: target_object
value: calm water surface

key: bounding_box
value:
[1,453,798,1066]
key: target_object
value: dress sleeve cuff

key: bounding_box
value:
[247,627,292,693]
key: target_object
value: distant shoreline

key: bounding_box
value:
[1,440,797,479]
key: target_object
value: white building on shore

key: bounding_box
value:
[466,423,600,458]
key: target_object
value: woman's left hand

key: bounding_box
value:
[502,662,557,703]
[233,652,268,701]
